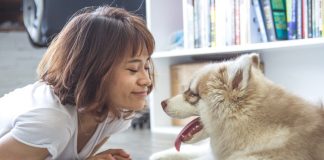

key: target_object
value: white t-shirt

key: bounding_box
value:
[0,81,131,159]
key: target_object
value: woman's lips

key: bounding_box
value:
[132,91,147,97]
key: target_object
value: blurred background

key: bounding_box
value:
[0,0,44,96]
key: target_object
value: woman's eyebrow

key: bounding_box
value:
[127,57,150,64]
[127,59,142,64]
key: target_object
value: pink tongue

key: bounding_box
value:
[175,117,201,151]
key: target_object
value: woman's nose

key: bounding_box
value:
[138,71,151,87]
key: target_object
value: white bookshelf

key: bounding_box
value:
[146,0,324,134]
[152,38,324,58]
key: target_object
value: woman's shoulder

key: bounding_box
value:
[8,107,75,159]
[0,81,53,108]
[1,81,77,120]
[0,81,77,136]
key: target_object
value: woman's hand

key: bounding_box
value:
[87,148,131,160]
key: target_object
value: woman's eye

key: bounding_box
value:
[128,69,138,73]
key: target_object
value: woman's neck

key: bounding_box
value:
[77,112,99,153]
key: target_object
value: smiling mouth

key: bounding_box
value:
[132,91,147,96]
[175,117,203,151]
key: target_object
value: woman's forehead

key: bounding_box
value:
[127,44,149,59]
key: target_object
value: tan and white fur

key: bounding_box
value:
[156,53,324,160]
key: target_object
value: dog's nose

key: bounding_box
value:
[161,100,167,110]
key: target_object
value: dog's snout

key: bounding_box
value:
[161,100,167,110]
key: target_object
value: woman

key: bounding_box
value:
[0,5,155,160]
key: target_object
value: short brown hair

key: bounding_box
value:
[37,6,155,121]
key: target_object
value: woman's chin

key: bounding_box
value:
[133,104,146,111]
[123,103,146,111]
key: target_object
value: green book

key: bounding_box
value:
[271,0,288,40]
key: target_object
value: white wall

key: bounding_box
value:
[262,46,324,103]
[147,0,183,51]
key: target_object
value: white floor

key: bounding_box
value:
[0,31,45,96]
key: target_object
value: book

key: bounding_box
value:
[302,0,308,38]
[307,0,313,38]
[260,0,277,41]
[183,0,195,49]
[297,0,302,39]
[240,0,250,45]
[287,0,298,39]
[210,0,217,47]
[322,0,324,37]
[199,0,211,48]
[215,0,228,46]
[270,0,288,40]
[193,0,201,48]
[253,0,269,42]
[234,0,241,44]
[314,0,322,37]
[225,0,235,45]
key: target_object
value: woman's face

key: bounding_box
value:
[107,47,152,111]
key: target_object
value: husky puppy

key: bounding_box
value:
[159,53,324,160]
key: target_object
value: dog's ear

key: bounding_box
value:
[250,53,261,69]
[229,53,260,90]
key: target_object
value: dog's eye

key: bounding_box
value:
[189,92,198,97]
[184,90,200,105]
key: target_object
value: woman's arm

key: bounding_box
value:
[0,133,49,160]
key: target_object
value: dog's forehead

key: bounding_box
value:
[189,60,236,90]
[189,63,222,91]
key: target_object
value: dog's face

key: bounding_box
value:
[161,53,262,151]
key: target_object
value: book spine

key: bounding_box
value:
[235,0,241,44]
[225,0,235,45]
[240,0,249,45]
[193,0,201,48]
[270,0,288,40]
[316,0,322,37]
[297,0,303,39]
[253,0,269,42]
[302,0,308,38]
[215,0,228,46]
[307,0,313,38]
[210,0,217,47]
[322,0,324,37]
[260,0,277,41]
[312,0,317,37]
[312,0,316,37]
[183,0,195,49]
[287,0,298,39]
[199,1,211,48]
